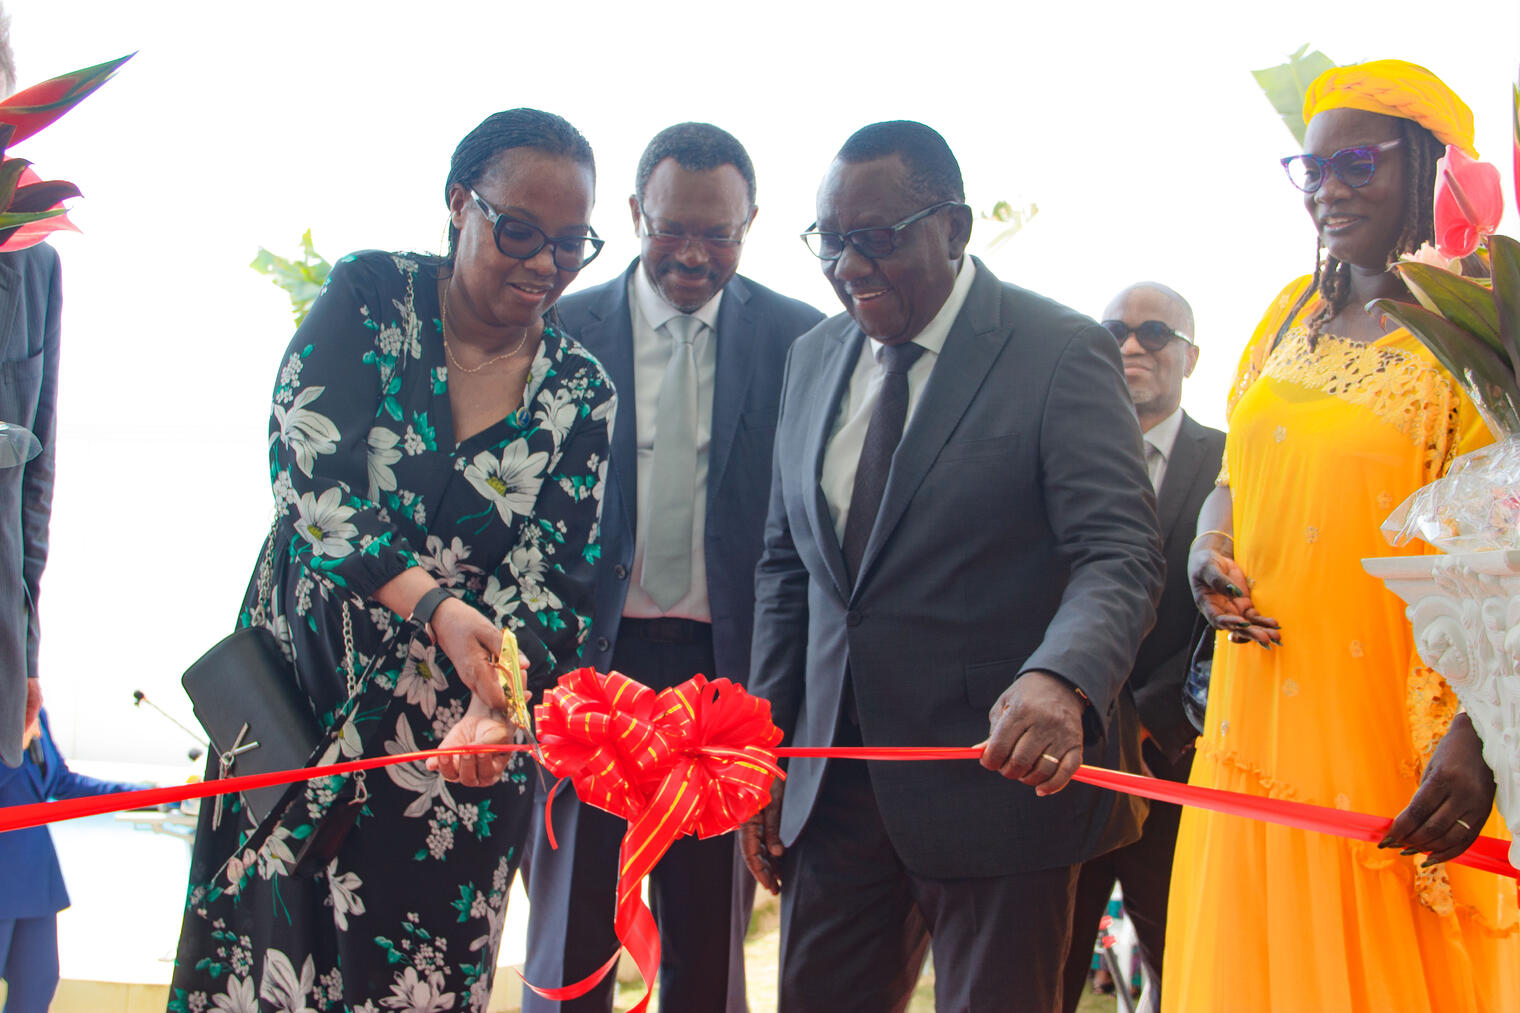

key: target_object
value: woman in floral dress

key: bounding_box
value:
[169,108,613,1013]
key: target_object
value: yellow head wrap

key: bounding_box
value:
[1302,59,1477,157]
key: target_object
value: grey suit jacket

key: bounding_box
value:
[1131,413,1226,761]
[555,261,823,683]
[0,244,62,768]
[749,259,1164,878]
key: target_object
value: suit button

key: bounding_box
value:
[595,636,610,653]
[614,564,628,580]
[846,610,863,627]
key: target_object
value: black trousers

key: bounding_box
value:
[1059,744,1193,1013]
[521,629,752,1013]
[778,749,1080,1013]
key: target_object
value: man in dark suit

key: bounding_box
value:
[741,121,1164,1012]
[0,21,61,771]
[523,122,823,1013]
[0,238,60,771]
[1060,283,1226,1012]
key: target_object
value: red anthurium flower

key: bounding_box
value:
[0,53,133,145]
[1434,144,1504,260]
[0,165,79,252]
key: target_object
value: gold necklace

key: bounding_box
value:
[440,285,532,374]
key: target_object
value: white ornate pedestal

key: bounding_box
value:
[1364,550,1520,866]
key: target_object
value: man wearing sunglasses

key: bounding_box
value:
[743,120,1163,1012]
[522,122,822,1013]
[1060,284,1225,1013]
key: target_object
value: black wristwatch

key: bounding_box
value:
[409,587,453,631]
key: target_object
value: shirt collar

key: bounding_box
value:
[633,261,723,334]
[868,256,976,362]
[1144,406,1185,461]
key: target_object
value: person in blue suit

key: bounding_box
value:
[0,710,143,1012]
[522,122,823,1013]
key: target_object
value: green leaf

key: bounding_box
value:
[0,156,30,209]
[1490,235,1520,372]
[0,208,64,230]
[1251,44,1337,145]
[251,230,333,327]
[1374,296,1520,435]
[1395,263,1502,352]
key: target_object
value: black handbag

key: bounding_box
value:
[182,523,322,829]
[181,623,322,828]
[1182,613,1216,735]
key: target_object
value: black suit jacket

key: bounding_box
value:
[555,261,823,683]
[1132,413,1226,762]
[749,260,1165,878]
[0,244,61,768]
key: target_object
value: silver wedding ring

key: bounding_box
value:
[1454,818,1473,832]
[1040,752,1061,767]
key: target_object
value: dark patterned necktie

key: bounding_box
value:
[842,340,926,586]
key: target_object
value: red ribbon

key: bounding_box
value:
[527,670,782,1012]
[2,668,1515,1013]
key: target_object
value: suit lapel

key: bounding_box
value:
[708,277,755,503]
[1155,413,1204,539]
[806,326,863,600]
[0,257,22,360]
[853,263,1006,597]
[586,265,640,537]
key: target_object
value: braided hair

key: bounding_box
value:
[442,108,595,266]
[1275,117,1445,348]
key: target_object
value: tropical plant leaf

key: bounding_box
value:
[1395,262,1501,352]
[1490,235,1520,377]
[0,208,65,230]
[1512,79,1519,213]
[0,207,67,249]
[0,156,30,210]
[978,201,1039,252]
[251,229,333,326]
[7,180,80,213]
[1251,45,1337,146]
[1375,296,1520,434]
[0,53,135,145]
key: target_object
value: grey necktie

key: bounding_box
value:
[842,341,926,586]
[1145,440,1164,492]
[642,314,701,610]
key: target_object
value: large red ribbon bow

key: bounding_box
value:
[528,669,783,1011]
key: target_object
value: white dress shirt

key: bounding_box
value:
[622,266,721,621]
[1143,406,1184,493]
[821,258,978,542]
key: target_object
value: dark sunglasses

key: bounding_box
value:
[1101,319,1194,352]
[470,190,604,271]
[1280,138,1401,194]
[800,200,966,261]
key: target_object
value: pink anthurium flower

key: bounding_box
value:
[1434,144,1504,259]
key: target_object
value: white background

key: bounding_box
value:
[9,0,1520,765]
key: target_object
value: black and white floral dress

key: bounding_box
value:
[168,250,613,1013]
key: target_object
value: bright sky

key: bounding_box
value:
[11,0,1520,765]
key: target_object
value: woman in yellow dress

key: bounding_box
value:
[1165,61,1520,1013]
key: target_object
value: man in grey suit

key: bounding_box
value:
[1060,284,1226,1012]
[741,121,1164,1012]
[523,122,823,1013]
[0,25,62,769]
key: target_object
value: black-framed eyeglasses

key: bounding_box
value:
[636,201,749,253]
[1100,319,1194,352]
[1280,138,1401,194]
[470,189,604,271]
[800,200,967,261]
